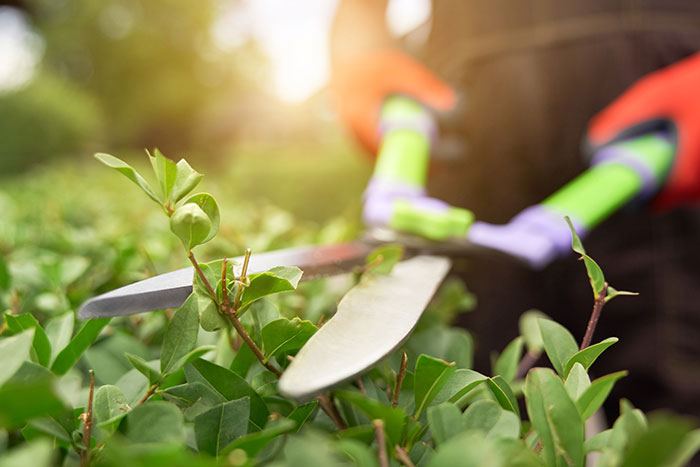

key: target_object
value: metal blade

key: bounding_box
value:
[78,242,374,319]
[278,255,451,400]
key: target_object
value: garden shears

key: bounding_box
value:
[78,96,675,400]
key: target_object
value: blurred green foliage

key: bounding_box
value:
[0,0,273,172]
[0,139,367,319]
[1,150,699,467]
[0,71,102,172]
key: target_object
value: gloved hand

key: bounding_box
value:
[587,52,700,209]
[331,49,456,153]
[363,96,473,241]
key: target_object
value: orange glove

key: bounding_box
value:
[331,49,456,153]
[587,52,700,209]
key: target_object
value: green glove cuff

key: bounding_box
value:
[373,96,434,187]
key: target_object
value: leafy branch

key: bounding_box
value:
[564,217,637,349]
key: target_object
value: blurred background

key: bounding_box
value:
[0,0,434,315]
[0,0,430,221]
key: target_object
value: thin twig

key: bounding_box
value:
[317,393,346,430]
[373,419,389,467]
[221,258,230,308]
[11,291,19,315]
[392,351,408,408]
[229,313,281,376]
[80,370,95,467]
[137,383,159,406]
[317,314,326,328]
[581,283,609,350]
[516,350,541,380]
[232,249,252,312]
[219,249,280,376]
[356,377,367,396]
[395,446,415,467]
[188,251,218,303]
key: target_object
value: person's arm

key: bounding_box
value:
[330,0,393,64]
[330,0,454,152]
[468,53,700,268]
[330,1,472,240]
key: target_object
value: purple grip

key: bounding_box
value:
[468,205,587,269]
[363,177,449,227]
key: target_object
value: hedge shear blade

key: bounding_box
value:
[78,242,375,319]
[278,255,451,400]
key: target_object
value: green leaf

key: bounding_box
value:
[26,416,73,443]
[621,414,696,467]
[414,355,456,418]
[427,402,463,446]
[564,337,618,377]
[433,368,488,407]
[605,286,638,303]
[251,371,277,397]
[334,390,405,445]
[260,317,317,363]
[220,418,296,457]
[407,326,473,369]
[182,192,220,244]
[170,345,216,375]
[184,359,269,430]
[84,333,148,386]
[337,438,380,467]
[192,260,220,299]
[519,309,547,353]
[240,266,303,311]
[230,342,257,378]
[4,314,51,368]
[51,318,110,375]
[667,428,700,467]
[170,203,212,251]
[170,158,203,204]
[95,153,161,204]
[336,425,376,444]
[463,399,521,439]
[123,401,184,444]
[94,385,130,432]
[288,401,318,432]
[251,299,281,335]
[576,371,627,421]
[365,244,404,275]
[565,216,605,296]
[486,376,520,417]
[160,293,199,374]
[194,397,250,456]
[493,336,524,384]
[0,329,35,387]
[148,148,178,201]
[596,400,647,466]
[0,439,53,467]
[0,377,65,429]
[538,318,579,377]
[0,256,10,291]
[198,296,228,332]
[524,368,584,467]
[44,313,74,365]
[584,429,611,453]
[125,353,160,386]
[162,381,226,422]
[114,368,149,407]
[564,363,591,401]
[427,431,523,467]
